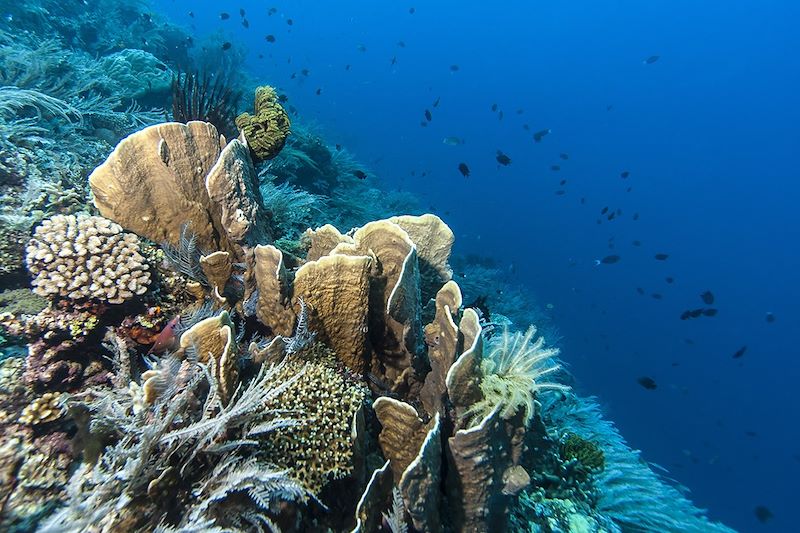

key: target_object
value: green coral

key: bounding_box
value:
[235,85,291,161]
[256,343,368,493]
[562,434,605,472]
[0,288,48,316]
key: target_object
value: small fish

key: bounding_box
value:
[188,11,194,17]
[654,253,669,261]
[651,293,663,300]
[242,19,249,28]
[450,64,460,72]
[559,179,567,185]
[636,287,645,295]
[409,7,416,14]
[533,129,550,142]
[239,8,245,17]
[620,170,630,178]
[315,87,322,95]
[496,151,511,166]
[391,56,397,65]
[222,42,232,51]
[424,109,432,121]
[491,103,498,112]
[220,12,230,20]
[644,55,660,64]
[637,376,658,390]
[268,7,278,16]
[353,170,367,180]
[148,315,182,355]
[702,308,718,317]
[442,136,464,146]
[301,68,310,76]
[560,153,569,160]
[498,110,504,121]
[754,506,773,523]
[265,34,276,43]
[632,212,640,221]
[523,124,530,131]
[277,93,288,103]
[607,212,616,221]
[632,240,642,246]
[599,254,620,264]
[700,290,714,305]
[458,162,470,177]
[357,44,367,52]
[732,345,747,358]
[665,276,674,283]
[601,206,609,215]
[555,190,566,196]
[287,18,294,25]
[397,40,406,48]
[765,312,775,323]
[420,121,428,127]
[516,108,524,115]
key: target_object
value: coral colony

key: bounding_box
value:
[0,2,733,532]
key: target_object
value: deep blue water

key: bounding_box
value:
[157,1,799,530]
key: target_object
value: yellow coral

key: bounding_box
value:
[235,85,291,161]
[19,392,66,425]
[258,344,367,492]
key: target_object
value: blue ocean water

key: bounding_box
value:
[154,1,799,530]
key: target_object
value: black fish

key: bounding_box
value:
[409,7,416,14]
[632,240,641,246]
[498,110,504,120]
[345,64,351,70]
[523,124,530,131]
[702,308,718,317]
[636,287,645,295]
[335,144,342,151]
[458,163,470,177]
[665,276,674,283]
[654,253,669,260]
[353,170,367,180]
[644,55,660,64]
[600,254,620,264]
[560,153,569,160]
[651,293,663,300]
[551,165,560,171]
[496,151,511,166]
[601,206,609,215]
[315,87,322,95]
[188,11,194,17]
[450,64,460,72]
[268,7,277,16]
[398,41,406,48]
[301,69,310,76]
[680,310,691,320]
[560,179,567,185]
[732,345,747,358]
[765,312,775,323]
[220,12,230,20]
[432,96,440,107]
[632,212,640,220]
[637,376,657,390]
[700,291,714,305]
[555,190,566,196]
[620,170,630,178]
[265,34,276,43]
[491,103,498,112]
[242,19,249,28]
[607,212,616,221]
[287,18,293,25]
[391,56,397,65]
[424,109,432,121]
[533,129,550,142]
[221,42,232,51]
[754,506,773,523]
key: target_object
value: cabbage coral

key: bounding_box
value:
[467,326,568,425]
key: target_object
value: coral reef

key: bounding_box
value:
[236,85,291,161]
[26,214,151,304]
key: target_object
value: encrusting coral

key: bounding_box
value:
[236,85,291,161]
[25,214,150,304]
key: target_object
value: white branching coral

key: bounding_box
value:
[468,326,569,425]
[26,214,150,304]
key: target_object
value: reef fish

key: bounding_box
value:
[637,376,658,390]
[148,315,182,355]
[442,136,464,146]
[732,345,747,359]
[496,151,512,166]
[700,290,715,304]
[424,109,432,121]
[654,253,669,261]
[533,128,551,142]
[598,254,621,264]
[644,55,660,64]
[220,12,230,20]
[458,162,470,177]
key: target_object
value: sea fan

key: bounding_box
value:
[466,325,569,425]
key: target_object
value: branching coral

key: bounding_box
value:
[466,325,568,425]
[26,214,151,304]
